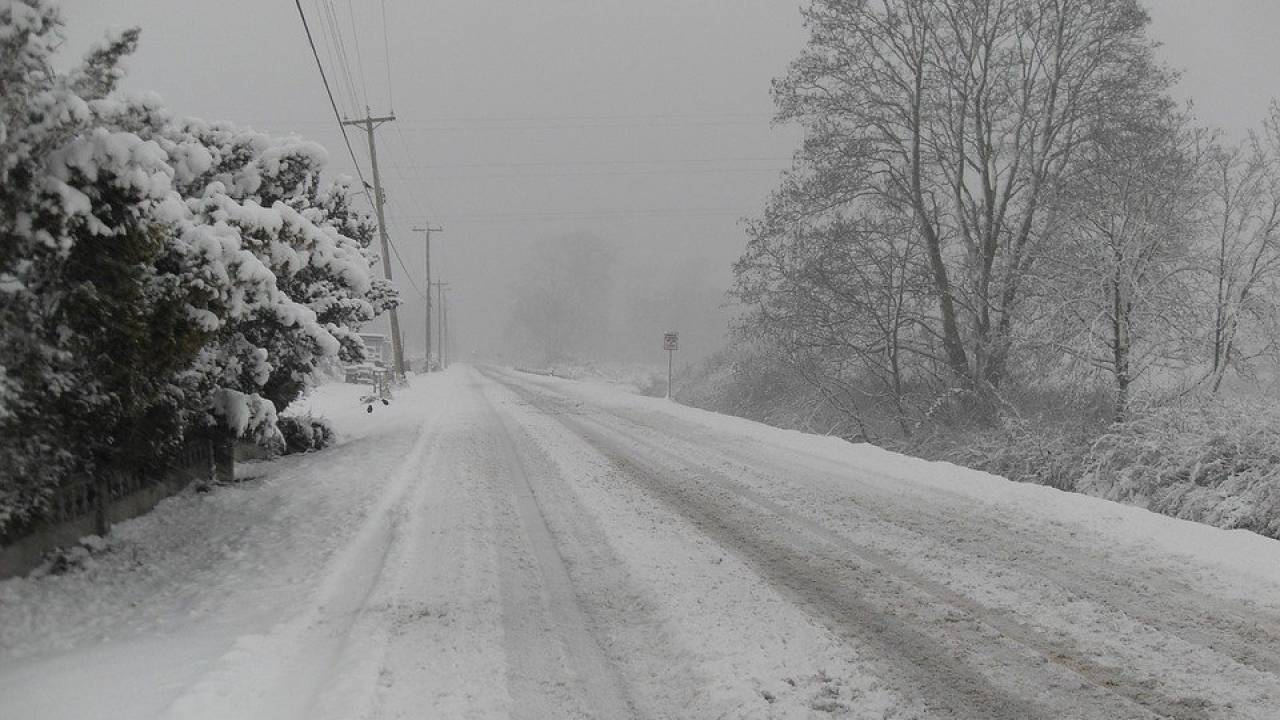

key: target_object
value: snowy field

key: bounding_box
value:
[3,365,1280,719]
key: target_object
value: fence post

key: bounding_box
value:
[212,429,235,485]
[207,435,216,485]
[93,474,109,537]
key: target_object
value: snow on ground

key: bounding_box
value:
[514,361,666,396]
[0,374,448,720]
[483,367,1280,718]
[535,369,1280,602]
[478,374,911,718]
[4,365,1280,719]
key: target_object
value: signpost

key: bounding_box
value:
[664,331,679,399]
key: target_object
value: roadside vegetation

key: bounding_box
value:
[0,1,395,535]
[695,0,1280,538]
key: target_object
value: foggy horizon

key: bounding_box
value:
[57,0,1280,368]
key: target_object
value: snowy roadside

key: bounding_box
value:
[478,372,915,718]
[0,374,445,720]
[489,366,1280,718]
[514,368,1280,603]
[8,365,1280,719]
[513,361,665,396]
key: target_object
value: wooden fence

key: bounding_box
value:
[0,434,232,579]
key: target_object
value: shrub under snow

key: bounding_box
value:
[0,0,395,534]
[944,397,1280,539]
[1078,401,1280,538]
[682,348,1280,540]
[276,414,335,455]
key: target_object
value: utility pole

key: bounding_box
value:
[431,281,450,368]
[342,108,405,379]
[664,332,679,400]
[444,288,453,367]
[412,225,442,370]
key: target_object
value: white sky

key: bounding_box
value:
[60,1,1280,363]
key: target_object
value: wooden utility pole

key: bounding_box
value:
[342,109,405,379]
[412,225,442,370]
[664,331,679,400]
[431,281,450,368]
[444,288,452,367]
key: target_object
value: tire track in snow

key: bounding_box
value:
[697,421,1280,678]
[735,442,1280,678]
[477,368,925,718]
[509,368,1280,697]
[489,368,1211,720]
[164,383,454,720]
[511,371,1280,714]
[572,415,1201,719]
[473,375,639,719]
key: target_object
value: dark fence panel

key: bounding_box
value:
[0,435,228,579]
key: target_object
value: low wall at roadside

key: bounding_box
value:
[0,436,232,579]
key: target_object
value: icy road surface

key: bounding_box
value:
[5,366,1280,719]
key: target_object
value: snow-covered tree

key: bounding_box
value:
[1199,113,1280,392]
[1046,106,1205,419]
[0,0,396,533]
[158,117,393,417]
[767,0,1171,393]
[1,3,196,529]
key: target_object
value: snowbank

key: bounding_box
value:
[522,370,1280,598]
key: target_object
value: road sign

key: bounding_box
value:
[664,331,679,399]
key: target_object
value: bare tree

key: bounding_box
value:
[1048,105,1204,420]
[770,0,1170,394]
[1202,109,1280,391]
[735,204,932,438]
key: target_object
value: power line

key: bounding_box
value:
[375,41,442,299]
[341,166,788,180]
[380,188,430,296]
[386,234,426,298]
[293,0,373,207]
[389,123,439,218]
[345,0,370,110]
[242,115,784,132]
[313,3,429,306]
[376,131,435,297]
[317,0,361,114]
[335,156,792,171]
[303,1,428,367]
[380,0,393,111]
[372,111,775,124]
[389,120,782,133]
[389,207,750,222]
[313,3,346,111]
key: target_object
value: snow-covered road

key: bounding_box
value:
[5,366,1280,719]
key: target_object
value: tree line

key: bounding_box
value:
[0,1,396,534]
[734,0,1280,440]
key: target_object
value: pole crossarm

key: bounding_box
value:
[341,114,397,127]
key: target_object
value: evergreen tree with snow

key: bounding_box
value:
[0,0,397,535]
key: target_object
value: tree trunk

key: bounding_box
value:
[1111,266,1131,423]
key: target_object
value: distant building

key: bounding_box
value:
[345,333,392,383]
[358,333,391,366]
